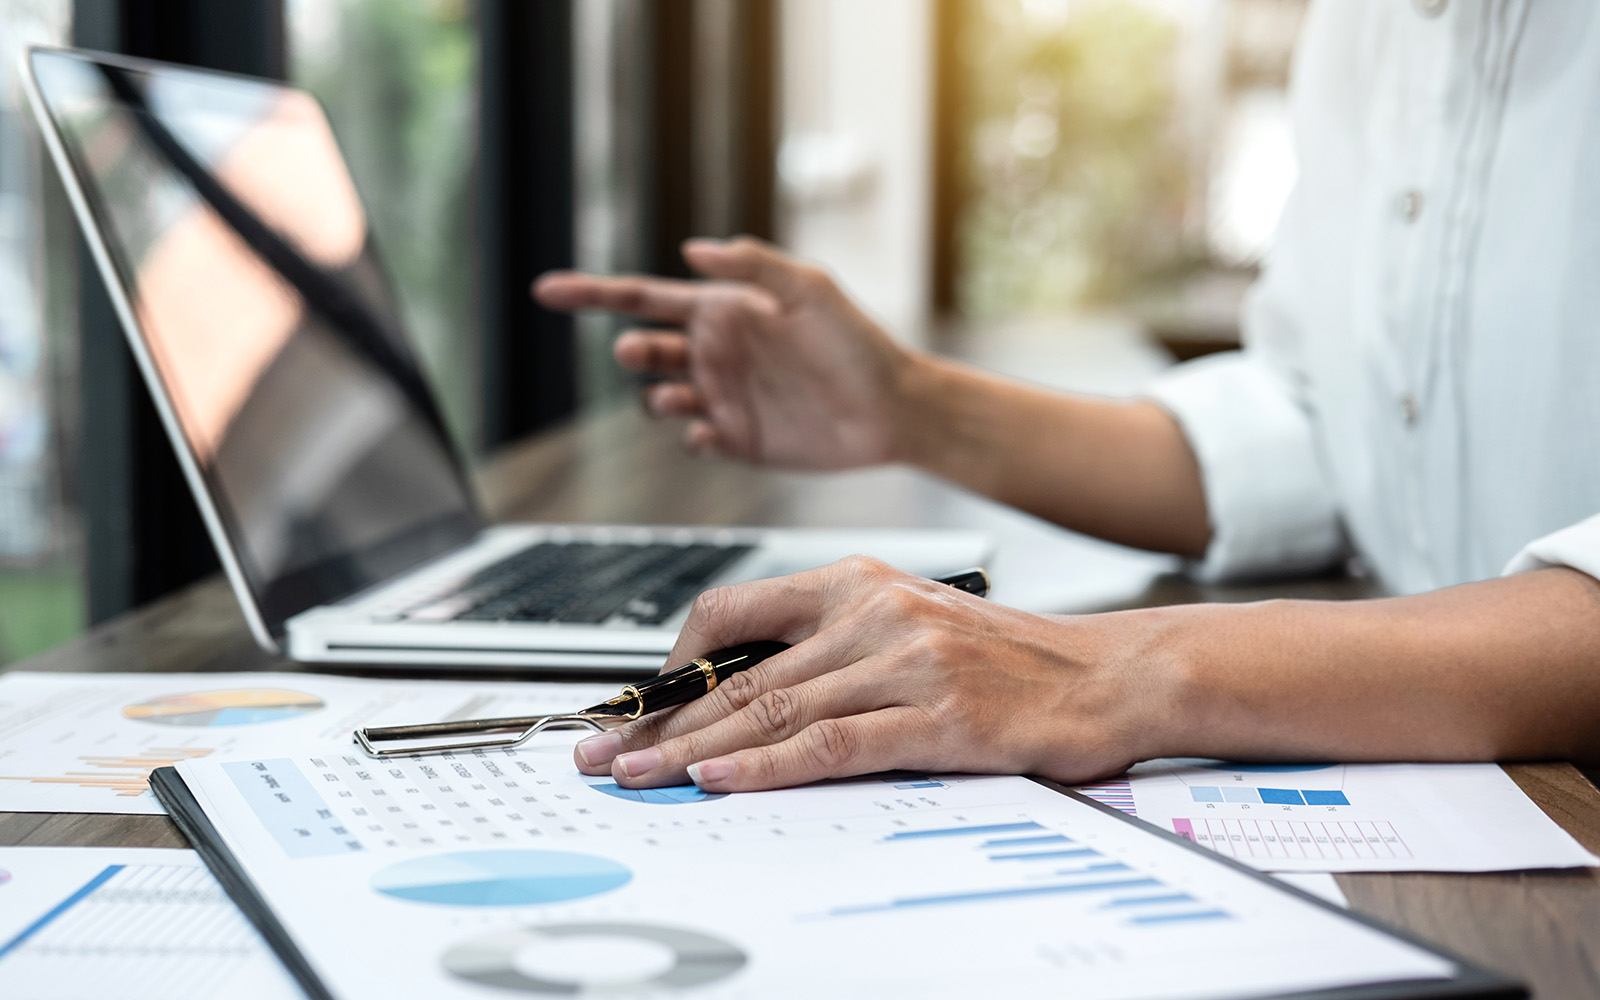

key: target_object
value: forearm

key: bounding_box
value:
[1135,567,1600,764]
[891,354,1210,557]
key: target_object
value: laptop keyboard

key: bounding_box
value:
[403,541,754,626]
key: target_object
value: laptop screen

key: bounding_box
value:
[29,49,483,639]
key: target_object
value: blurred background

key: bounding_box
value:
[0,0,1304,665]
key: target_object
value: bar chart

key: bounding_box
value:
[1185,785,1350,806]
[828,817,1234,927]
[0,857,299,1000]
[1078,779,1137,814]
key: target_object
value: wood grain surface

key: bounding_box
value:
[3,405,1597,998]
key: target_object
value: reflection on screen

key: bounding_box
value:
[31,51,480,632]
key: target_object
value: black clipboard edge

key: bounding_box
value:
[147,762,1527,1000]
[1030,777,1527,1000]
[151,766,335,1000]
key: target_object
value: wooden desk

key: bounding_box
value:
[4,406,1599,998]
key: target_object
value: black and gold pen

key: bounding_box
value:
[590,567,989,720]
[353,568,989,758]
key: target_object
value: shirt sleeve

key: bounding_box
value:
[1502,514,1600,581]
[1146,350,1346,581]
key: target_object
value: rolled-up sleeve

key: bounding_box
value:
[1146,351,1345,581]
[1502,514,1600,581]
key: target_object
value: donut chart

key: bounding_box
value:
[443,922,746,993]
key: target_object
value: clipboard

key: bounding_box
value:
[151,766,1525,1000]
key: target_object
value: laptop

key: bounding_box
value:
[24,47,989,671]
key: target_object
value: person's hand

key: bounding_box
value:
[533,238,916,470]
[569,556,1182,792]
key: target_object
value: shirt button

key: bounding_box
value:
[1396,188,1425,223]
[1400,393,1420,425]
[1413,0,1448,17]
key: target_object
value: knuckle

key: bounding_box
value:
[713,668,764,711]
[747,687,800,741]
[688,585,734,626]
[696,294,742,326]
[904,627,960,663]
[618,714,665,749]
[804,718,860,772]
[615,282,645,312]
[794,264,833,297]
[837,554,890,580]
[664,729,711,766]
[869,581,925,621]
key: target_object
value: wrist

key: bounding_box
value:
[1098,604,1225,763]
[1138,599,1342,762]
[886,354,988,474]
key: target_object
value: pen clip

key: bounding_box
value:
[353,713,611,759]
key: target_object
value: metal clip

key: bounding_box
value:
[353,712,616,759]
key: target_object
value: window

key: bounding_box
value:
[940,0,1307,339]
[288,0,481,456]
[0,0,83,664]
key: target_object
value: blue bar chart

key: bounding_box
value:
[827,818,1235,927]
[1187,786,1350,806]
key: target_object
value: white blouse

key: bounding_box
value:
[1149,0,1600,594]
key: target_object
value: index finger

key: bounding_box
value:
[532,271,701,324]
[682,237,817,308]
[667,568,832,667]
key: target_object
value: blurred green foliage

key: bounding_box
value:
[0,566,83,663]
[292,0,480,455]
[958,0,1198,320]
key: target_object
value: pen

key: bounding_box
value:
[586,567,991,721]
[353,567,988,757]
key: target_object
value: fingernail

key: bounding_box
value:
[615,746,663,779]
[687,757,735,787]
[576,732,623,768]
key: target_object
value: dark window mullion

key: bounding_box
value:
[479,0,578,450]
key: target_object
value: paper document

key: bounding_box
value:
[1075,759,1599,872]
[1271,872,1346,906]
[0,671,615,814]
[171,733,1455,1000]
[0,846,303,1000]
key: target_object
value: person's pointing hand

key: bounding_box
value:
[534,237,919,470]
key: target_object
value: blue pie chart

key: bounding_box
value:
[587,781,727,805]
[1197,763,1338,774]
[372,850,631,907]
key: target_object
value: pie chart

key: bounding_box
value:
[372,850,632,907]
[122,689,324,727]
[585,780,727,805]
[1196,763,1338,774]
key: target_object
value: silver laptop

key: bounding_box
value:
[24,47,988,671]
